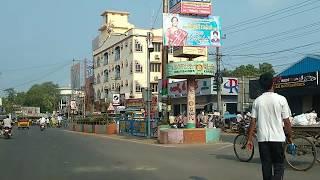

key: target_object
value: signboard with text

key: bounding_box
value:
[163,13,221,47]
[168,77,239,97]
[170,1,212,16]
[167,61,215,78]
[274,72,319,89]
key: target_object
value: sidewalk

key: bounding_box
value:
[64,128,236,148]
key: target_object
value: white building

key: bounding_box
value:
[92,10,207,109]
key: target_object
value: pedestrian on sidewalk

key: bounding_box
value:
[246,72,293,180]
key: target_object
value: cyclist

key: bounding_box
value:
[246,72,293,180]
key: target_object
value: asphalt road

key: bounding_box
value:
[0,127,319,180]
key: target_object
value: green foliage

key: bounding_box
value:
[225,63,275,77]
[2,82,60,113]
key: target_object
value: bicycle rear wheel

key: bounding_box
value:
[233,134,254,162]
[285,135,317,171]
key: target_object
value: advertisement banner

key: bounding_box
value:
[167,61,215,78]
[274,72,318,89]
[168,77,239,97]
[169,0,211,9]
[163,13,221,47]
[170,1,212,16]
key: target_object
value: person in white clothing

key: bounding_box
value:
[2,115,13,128]
[246,73,293,180]
[39,117,46,125]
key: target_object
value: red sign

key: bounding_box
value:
[170,2,212,16]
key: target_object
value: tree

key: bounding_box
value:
[224,63,275,77]
[259,63,275,75]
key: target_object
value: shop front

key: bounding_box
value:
[168,77,239,116]
[275,56,320,114]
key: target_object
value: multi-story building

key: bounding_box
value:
[92,10,207,111]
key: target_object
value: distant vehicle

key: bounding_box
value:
[17,118,30,130]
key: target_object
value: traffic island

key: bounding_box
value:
[158,128,221,144]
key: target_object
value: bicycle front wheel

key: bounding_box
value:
[233,134,254,162]
[285,135,317,171]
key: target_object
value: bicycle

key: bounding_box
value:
[233,122,317,171]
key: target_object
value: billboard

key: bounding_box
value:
[170,1,212,16]
[71,63,81,90]
[168,77,239,97]
[169,0,211,9]
[163,13,221,47]
[167,61,215,78]
[173,46,207,57]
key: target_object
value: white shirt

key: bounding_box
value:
[251,92,291,142]
[40,117,46,125]
[3,118,12,128]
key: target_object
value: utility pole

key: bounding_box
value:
[161,0,169,123]
[216,47,223,115]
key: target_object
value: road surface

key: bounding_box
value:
[0,127,319,180]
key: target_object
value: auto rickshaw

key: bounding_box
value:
[17,117,30,129]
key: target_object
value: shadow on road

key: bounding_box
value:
[189,176,208,180]
[209,153,261,165]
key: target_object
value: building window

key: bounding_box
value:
[97,89,101,99]
[150,63,161,72]
[135,40,143,52]
[97,74,101,84]
[135,62,143,73]
[104,70,108,82]
[151,83,158,92]
[115,46,121,61]
[135,82,142,92]
[115,65,120,80]
[129,40,133,53]
[96,57,100,67]
[153,43,161,52]
[105,89,109,97]
[103,52,108,65]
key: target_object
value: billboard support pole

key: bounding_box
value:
[216,47,223,116]
[162,0,169,124]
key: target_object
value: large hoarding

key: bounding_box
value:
[168,77,239,97]
[167,61,215,78]
[170,0,212,16]
[163,13,221,47]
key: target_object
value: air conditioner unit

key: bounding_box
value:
[154,76,159,81]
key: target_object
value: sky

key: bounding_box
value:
[0,0,320,94]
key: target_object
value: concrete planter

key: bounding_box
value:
[157,125,170,140]
[106,123,117,135]
[206,128,221,143]
[83,124,94,133]
[95,125,107,134]
[75,124,83,132]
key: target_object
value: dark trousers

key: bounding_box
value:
[258,142,285,180]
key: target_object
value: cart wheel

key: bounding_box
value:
[285,135,317,171]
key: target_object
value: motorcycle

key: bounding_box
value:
[40,124,45,131]
[3,127,12,139]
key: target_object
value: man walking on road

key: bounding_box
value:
[246,73,293,180]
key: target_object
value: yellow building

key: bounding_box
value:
[92,10,207,109]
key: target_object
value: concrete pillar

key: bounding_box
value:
[187,77,196,128]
